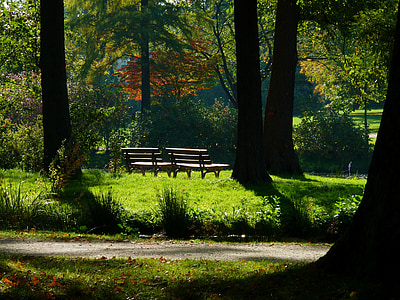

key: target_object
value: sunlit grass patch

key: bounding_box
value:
[0,169,367,240]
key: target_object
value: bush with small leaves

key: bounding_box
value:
[294,109,370,172]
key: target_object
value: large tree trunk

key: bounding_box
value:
[140,0,151,112]
[231,0,271,184]
[263,0,302,175]
[40,0,71,170]
[317,2,400,284]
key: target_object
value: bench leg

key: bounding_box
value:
[202,168,222,178]
[173,167,179,178]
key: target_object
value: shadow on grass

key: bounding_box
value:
[271,172,316,182]
[0,254,384,300]
[241,182,315,240]
[164,264,382,299]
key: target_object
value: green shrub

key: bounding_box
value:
[252,196,281,236]
[0,72,42,126]
[328,195,362,237]
[0,72,43,170]
[68,84,130,154]
[156,188,191,238]
[122,210,160,235]
[293,109,370,172]
[14,117,43,171]
[0,116,43,171]
[0,116,19,169]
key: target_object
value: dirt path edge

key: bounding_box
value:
[0,238,330,263]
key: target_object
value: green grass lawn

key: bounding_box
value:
[83,170,365,215]
[1,168,366,241]
[293,108,382,135]
[73,170,366,225]
[350,108,382,133]
[0,169,385,299]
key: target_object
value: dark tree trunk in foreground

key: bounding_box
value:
[317,2,400,285]
[141,0,151,112]
[40,0,71,170]
[231,0,271,184]
[263,0,302,175]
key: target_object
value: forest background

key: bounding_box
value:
[0,0,396,175]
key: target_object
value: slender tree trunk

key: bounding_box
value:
[141,0,151,112]
[231,0,271,184]
[317,2,400,285]
[364,100,368,131]
[263,0,302,175]
[40,0,71,170]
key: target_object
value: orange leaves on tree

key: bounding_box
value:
[114,39,217,101]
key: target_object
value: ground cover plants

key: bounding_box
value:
[0,169,366,241]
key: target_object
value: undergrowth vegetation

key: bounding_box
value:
[0,169,366,242]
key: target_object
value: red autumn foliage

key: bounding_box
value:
[114,39,217,101]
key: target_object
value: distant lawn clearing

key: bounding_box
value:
[293,108,382,135]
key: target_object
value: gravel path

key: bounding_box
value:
[0,238,330,263]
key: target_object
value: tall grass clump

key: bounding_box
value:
[156,188,191,238]
[0,183,75,231]
[86,191,127,234]
[58,187,130,235]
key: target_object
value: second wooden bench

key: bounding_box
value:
[166,147,230,178]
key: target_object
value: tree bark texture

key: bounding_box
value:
[231,0,271,184]
[141,0,151,111]
[317,1,400,284]
[40,0,71,170]
[263,0,302,175]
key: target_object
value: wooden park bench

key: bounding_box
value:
[121,147,172,177]
[166,147,230,178]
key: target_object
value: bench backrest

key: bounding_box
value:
[166,148,213,166]
[121,147,164,165]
